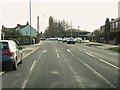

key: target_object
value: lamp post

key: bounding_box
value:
[78,26,79,37]
[71,19,72,37]
[29,0,32,44]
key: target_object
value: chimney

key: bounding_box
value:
[2,25,4,29]
[17,24,21,28]
[26,21,29,25]
[111,18,114,22]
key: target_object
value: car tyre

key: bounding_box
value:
[19,53,23,64]
[12,61,17,70]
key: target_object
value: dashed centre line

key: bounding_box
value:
[30,60,37,71]
[55,46,60,58]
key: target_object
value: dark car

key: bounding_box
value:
[0,40,23,71]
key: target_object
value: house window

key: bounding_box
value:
[115,22,118,29]
[112,23,115,29]
[118,21,120,28]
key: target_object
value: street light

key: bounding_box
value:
[29,0,32,44]
[78,26,80,37]
[71,19,72,37]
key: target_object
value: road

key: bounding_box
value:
[1,41,119,89]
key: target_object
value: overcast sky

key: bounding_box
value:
[0,0,119,32]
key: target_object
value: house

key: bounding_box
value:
[65,29,91,40]
[0,30,1,40]
[99,17,120,44]
[110,18,120,32]
[16,23,37,38]
[1,22,37,45]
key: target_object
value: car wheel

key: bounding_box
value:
[19,53,23,64]
[12,60,17,70]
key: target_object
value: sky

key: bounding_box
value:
[0,0,119,32]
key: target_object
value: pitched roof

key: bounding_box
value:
[1,27,15,32]
[1,24,27,32]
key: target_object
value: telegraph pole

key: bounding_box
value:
[37,16,39,33]
[78,26,79,37]
[71,19,72,37]
[29,0,32,44]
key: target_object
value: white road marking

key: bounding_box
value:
[57,53,60,58]
[22,80,28,89]
[43,50,47,53]
[85,52,97,58]
[30,60,37,71]
[67,49,74,56]
[83,63,116,88]
[78,49,83,52]
[55,46,60,58]
[61,52,84,88]
[22,51,44,89]
[67,49,70,52]
[22,49,36,59]
[98,59,120,70]
[55,47,57,51]
[68,51,116,88]
[84,52,120,70]
[51,71,59,74]
[22,41,43,60]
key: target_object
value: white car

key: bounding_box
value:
[57,37,63,41]
[62,37,68,43]
[75,37,82,43]
[0,40,23,70]
[66,37,75,44]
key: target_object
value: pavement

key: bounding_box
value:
[0,41,43,76]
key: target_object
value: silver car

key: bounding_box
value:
[66,37,75,44]
[0,40,23,70]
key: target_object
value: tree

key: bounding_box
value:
[49,16,54,28]
[94,29,101,36]
[104,18,110,43]
[44,16,70,38]
[93,29,102,42]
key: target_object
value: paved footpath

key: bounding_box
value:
[0,41,43,76]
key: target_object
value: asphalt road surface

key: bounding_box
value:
[1,41,119,89]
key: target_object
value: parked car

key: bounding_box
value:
[0,40,23,71]
[67,37,75,44]
[46,38,58,41]
[62,37,68,43]
[75,37,82,43]
[57,37,63,41]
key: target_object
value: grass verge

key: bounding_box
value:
[109,47,120,52]
[86,44,104,46]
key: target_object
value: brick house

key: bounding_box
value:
[100,17,120,44]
